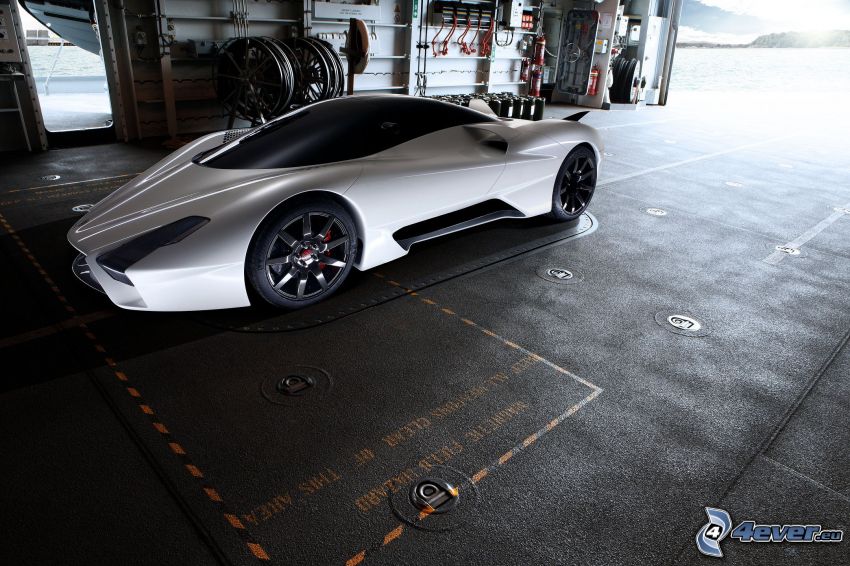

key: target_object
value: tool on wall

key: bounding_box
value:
[342,18,370,95]
[440,7,457,56]
[429,2,495,57]
[457,8,474,54]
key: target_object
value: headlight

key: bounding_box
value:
[97,216,209,285]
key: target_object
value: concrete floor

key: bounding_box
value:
[1,92,849,566]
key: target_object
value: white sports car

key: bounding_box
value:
[68,95,602,311]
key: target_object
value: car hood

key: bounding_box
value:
[70,131,321,243]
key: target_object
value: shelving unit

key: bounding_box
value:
[97,0,539,139]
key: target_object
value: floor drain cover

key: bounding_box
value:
[645,208,667,217]
[537,266,582,285]
[775,245,801,256]
[389,465,477,532]
[410,478,460,514]
[261,366,331,405]
[655,310,710,337]
[277,374,314,396]
[72,204,94,213]
[39,174,61,181]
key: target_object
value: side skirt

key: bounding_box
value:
[393,200,525,251]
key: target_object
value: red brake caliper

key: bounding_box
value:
[319,229,332,269]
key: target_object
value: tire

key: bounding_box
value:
[246,199,358,309]
[550,146,597,222]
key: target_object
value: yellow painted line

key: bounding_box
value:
[0,211,272,560]
[498,451,514,465]
[204,487,223,502]
[224,513,246,529]
[247,542,270,561]
[523,433,539,448]
[0,310,114,349]
[186,464,204,478]
[382,525,403,546]
[346,550,366,566]
[471,469,488,484]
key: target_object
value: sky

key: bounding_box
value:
[679,0,850,43]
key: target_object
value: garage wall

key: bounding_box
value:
[101,0,538,140]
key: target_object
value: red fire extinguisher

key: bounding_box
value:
[532,35,546,66]
[588,66,599,96]
[529,35,546,96]
[530,68,543,97]
[520,57,530,82]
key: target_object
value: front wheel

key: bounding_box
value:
[550,146,597,222]
[246,199,358,309]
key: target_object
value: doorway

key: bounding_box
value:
[19,0,113,133]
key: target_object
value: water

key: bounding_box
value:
[27,45,105,77]
[671,47,850,93]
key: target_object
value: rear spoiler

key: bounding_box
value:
[563,111,589,122]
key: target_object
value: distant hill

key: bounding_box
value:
[679,30,850,48]
[749,30,850,47]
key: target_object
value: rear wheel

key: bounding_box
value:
[550,146,597,221]
[247,200,358,309]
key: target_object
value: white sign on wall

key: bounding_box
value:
[313,2,382,21]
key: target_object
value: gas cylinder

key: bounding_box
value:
[533,35,546,66]
[530,68,543,97]
[588,66,599,96]
[520,57,530,82]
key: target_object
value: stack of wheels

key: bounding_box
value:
[610,57,639,104]
[214,36,344,124]
[213,37,296,123]
[428,93,546,121]
[283,37,344,105]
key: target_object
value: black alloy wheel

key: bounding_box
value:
[550,146,597,221]
[247,200,357,309]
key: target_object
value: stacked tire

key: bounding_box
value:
[609,57,639,104]
[214,36,344,124]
